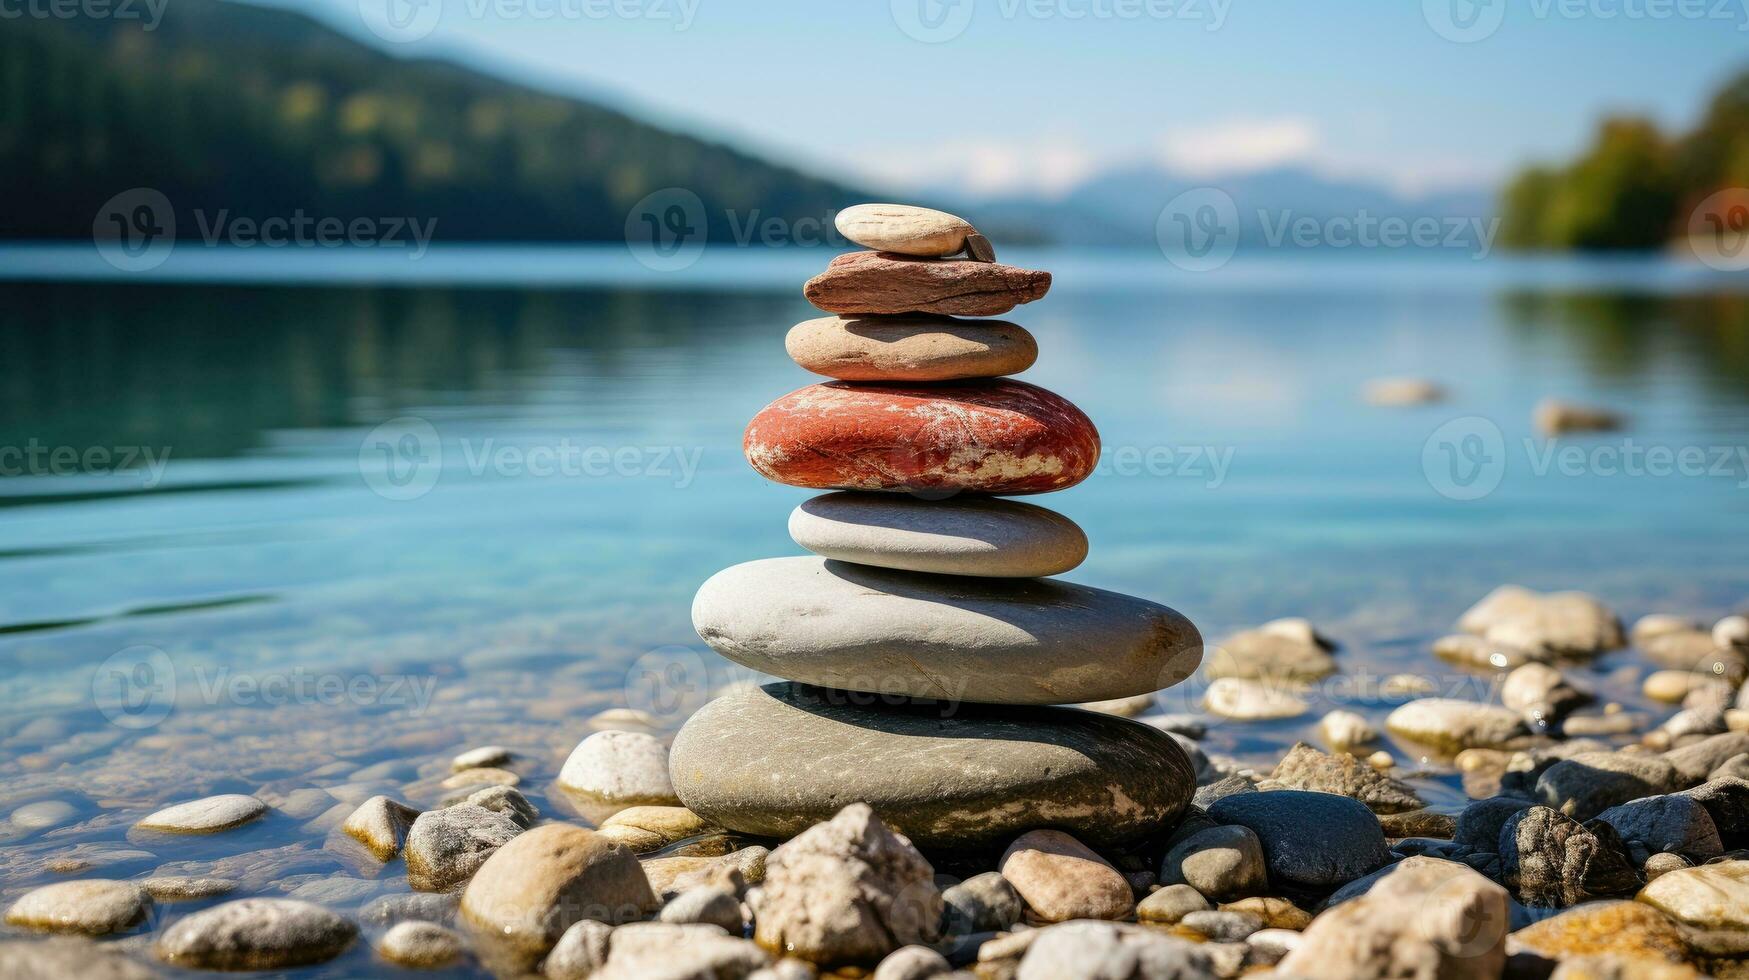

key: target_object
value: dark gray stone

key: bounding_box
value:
[1675,776,1749,848]
[941,872,1022,934]
[1593,795,1723,862]
[670,683,1196,849]
[1207,791,1391,889]
[1456,797,1536,848]
[1535,753,1681,820]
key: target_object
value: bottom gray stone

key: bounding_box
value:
[669,682,1195,849]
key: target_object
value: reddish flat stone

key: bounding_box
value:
[743,380,1099,495]
[803,251,1051,316]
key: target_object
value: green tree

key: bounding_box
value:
[1498,167,1558,249]
[1544,118,1676,250]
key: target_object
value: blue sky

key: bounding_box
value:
[264,0,1747,198]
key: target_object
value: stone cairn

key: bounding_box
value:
[670,204,1205,852]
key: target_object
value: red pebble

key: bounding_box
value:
[743,380,1100,495]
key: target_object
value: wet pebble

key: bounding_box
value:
[658,884,742,932]
[451,745,512,771]
[379,920,467,968]
[155,898,357,970]
[1207,791,1392,889]
[135,794,267,834]
[1386,698,1528,753]
[141,876,238,901]
[4,880,150,935]
[342,795,420,861]
[941,871,1022,934]
[403,803,523,891]
[1202,678,1308,720]
[10,799,78,830]
[557,730,679,821]
[1159,824,1267,901]
[459,823,657,954]
[999,829,1132,923]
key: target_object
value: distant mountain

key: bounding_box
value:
[0,0,870,243]
[960,165,1494,248]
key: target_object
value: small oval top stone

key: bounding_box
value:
[789,492,1087,578]
[785,314,1037,382]
[835,203,976,256]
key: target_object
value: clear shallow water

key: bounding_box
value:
[2,247,1749,975]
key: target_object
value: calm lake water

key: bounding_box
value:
[2,245,1748,975]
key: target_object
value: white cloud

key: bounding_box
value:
[851,138,1100,198]
[1156,118,1320,176]
[847,116,1498,200]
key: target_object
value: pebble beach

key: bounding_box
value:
[4,206,1749,979]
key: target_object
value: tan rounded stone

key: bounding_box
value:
[460,824,657,955]
[834,204,975,256]
[785,314,1037,382]
[998,829,1132,923]
[5,880,149,935]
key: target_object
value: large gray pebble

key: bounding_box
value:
[671,683,1195,848]
[692,557,1201,705]
[155,898,357,970]
[1207,791,1391,889]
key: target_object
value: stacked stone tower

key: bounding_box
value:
[670,204,1204,850]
